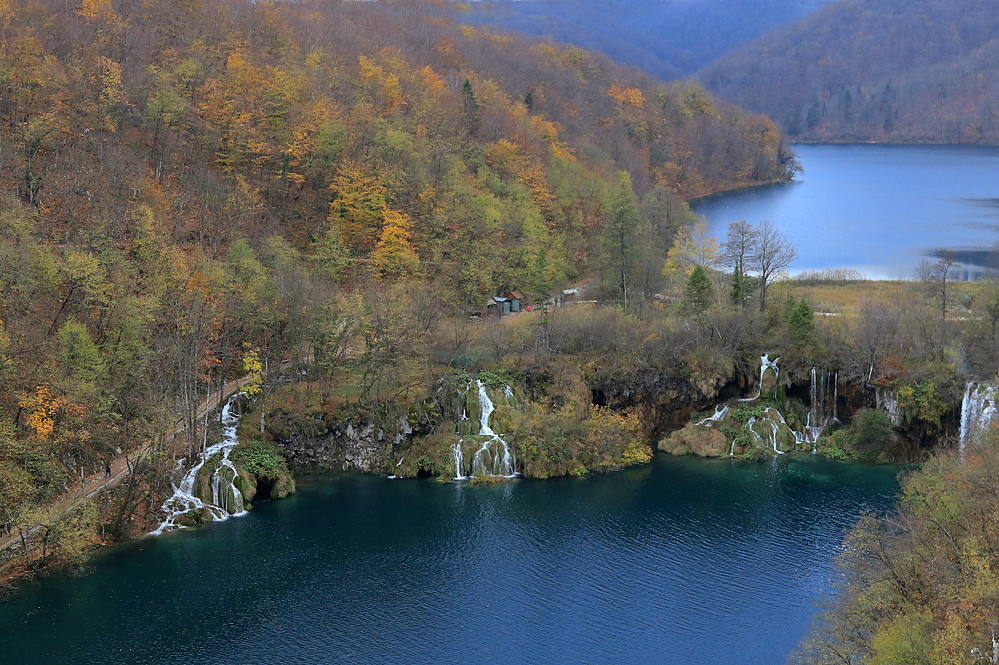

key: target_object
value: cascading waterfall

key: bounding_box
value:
[697,404,730,426]
[152,395,247,535]
[458,380,471,420]
[767,419,785,455]
[960,382,998,454]
[452,441,466,480]
[810,367,818,414]
[744,418,784,457]
[469,380,517,478]
[756,413,785,455]
[742,354,780,401]
[800,367,840,449]
[833,372,839,423]
[388,455,406,479]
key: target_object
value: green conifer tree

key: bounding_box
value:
[789,298,815,347]
[603,172,641,305]
[730,260,743,309]
[685,265,713,315]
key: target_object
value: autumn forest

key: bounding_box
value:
[0,0,794,563]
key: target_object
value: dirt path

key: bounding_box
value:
[0,376,251,553]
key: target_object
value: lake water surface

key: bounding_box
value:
[691,144,999,279]
[0,455,901,664]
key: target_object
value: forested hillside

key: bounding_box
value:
[459,0,834,81]
[794,439,999,664]
[698,0,999,143]
[0,0,794,559]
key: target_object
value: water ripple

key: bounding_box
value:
[0,456,900,665]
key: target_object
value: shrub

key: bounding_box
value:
[850,408,893,451]
[732,404,766,423]
[660,425,727,457]
[231,440,290,476]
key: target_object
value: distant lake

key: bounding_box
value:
[690,144,999,280]
[0,456,901,664]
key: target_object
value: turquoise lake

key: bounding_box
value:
[0,455,901,664]
[691,144,999,279]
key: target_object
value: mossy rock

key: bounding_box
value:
[659,425,728,457]
[270,474,296,499]
[465,389,482,429]
[177,508,210,527]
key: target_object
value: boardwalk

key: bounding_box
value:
[0,376,251,553]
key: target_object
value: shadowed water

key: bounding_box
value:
[691,144,999,280]
[0,455,901,664]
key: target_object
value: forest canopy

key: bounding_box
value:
[0,0,794,547]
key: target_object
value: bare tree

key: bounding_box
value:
[751,219,797,311]
[721,220,758,270]
[844,298,901,387]
[916,252,959,323]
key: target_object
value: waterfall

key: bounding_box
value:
[469,380,517,478]
[833,372,839,423]
[388,455,405,479]
[761,413,785,455]
[452,441,466,480]
[810,367,817,412]
[802,366,837,449]
[152,395,247,535]
[696,404,729,426]
[960,382,998,454]
[769,420,784,455]
[742,354,780,401]
[458,380,471,420]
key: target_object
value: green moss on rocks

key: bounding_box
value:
[230,439,296,501]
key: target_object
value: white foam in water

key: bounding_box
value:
[152,396,248,535]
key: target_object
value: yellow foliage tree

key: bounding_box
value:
[371,208,421,280]
[608,84,645,109]
[20,385,65,439]
[240,345,263,399]
[663,219,718,279]
[329,163,387,251]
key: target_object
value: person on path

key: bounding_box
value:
[105,464,112,478]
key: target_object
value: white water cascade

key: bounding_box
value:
[468,380,517,478]
[960,382,998,454]
[800,367,840,450]
[697,404,730,426]
[152,396,248,535]
[458,381,471,421]
[388,455,406,479]
[742,354,780,401]
[452,441,466,480]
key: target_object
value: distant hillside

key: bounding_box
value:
[697,0,999,143]
[459,0,834,81]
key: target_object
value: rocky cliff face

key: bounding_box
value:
[592,370,726,436]
[270,414,431,473]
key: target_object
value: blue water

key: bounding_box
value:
[0,455,901,664]
[691,144,999,279]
